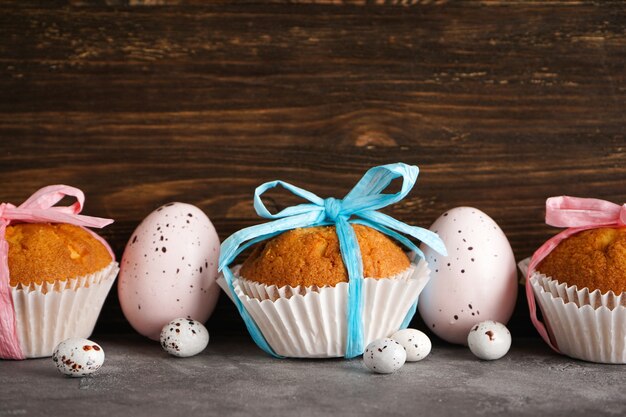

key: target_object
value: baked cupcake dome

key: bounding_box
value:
[538,227,626,294]
[239,224,410,288]
[6,223,113,287]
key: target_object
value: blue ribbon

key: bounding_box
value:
[218,163,447,359]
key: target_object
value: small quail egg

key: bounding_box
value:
[391,328,432,362]
[160,318,209,357]
[52,338,105,377]
[467,320,511,360]
[363,338,406,374]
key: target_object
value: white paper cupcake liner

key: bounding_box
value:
[10,261,119,358]
[218,260,430,358]
[528,268,626,364]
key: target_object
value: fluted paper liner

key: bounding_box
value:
[10,261,119,358]
[218,260,430,358]
[521,257,626,364]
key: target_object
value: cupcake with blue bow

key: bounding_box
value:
[218,163,446,359]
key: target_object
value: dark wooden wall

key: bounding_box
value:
[1,1,624,337]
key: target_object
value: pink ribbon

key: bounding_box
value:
[0,185,114,360]
[526,196,626,352]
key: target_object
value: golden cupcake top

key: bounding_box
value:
[6,223,113,286]
[239,224,411,288]
[538,227,626,294]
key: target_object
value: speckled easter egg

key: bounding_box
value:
[418,207,517,345]
[118,203,220,341]
[390,328,431,362]
[467,320,512,360]
[363,338,406,374]
[160,318,209,358]
[52,338,105,377]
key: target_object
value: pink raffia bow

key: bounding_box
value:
[0,185,114,360]
[526,196,626,352]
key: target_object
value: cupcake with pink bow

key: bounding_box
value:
[0,185,119,360]
[523,196,626,363]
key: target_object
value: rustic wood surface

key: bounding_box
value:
[0,1,624,336]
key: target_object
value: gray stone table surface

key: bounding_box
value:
[1,333,624,417]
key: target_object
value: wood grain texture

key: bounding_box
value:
[0,2,624,336]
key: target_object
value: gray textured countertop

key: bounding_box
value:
[1,333,624,417]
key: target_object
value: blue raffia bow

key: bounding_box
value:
[218,163,447,359]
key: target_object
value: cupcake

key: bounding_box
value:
[526,218,626,363]
[4,223,118,359]
[537,228,626,294]
[220,225,431,358]
[218,163,446,359]
[239,225,411,288]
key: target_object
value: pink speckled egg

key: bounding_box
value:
[418,207,517,345]
[118,203,220,340]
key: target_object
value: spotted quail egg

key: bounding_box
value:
[363,338,406,374]
[467,320,511,360]
[391,328,432,362]
[160,318,209,357]
[52,338,105,377]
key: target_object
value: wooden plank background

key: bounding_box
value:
[0,1,624,337]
